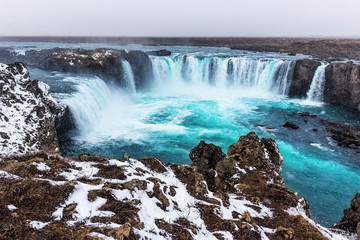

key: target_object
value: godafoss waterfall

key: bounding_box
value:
[1,42,360,230]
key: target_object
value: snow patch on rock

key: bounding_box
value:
[0,62,65,157]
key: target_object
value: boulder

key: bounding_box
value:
[297,112,316,118]
[227,132,283,178]
[189,132,285,194]
[189,140,226,191]
[288,59,321,98]
[324,62,360,112]
[328,128,360,150]
[333,192,360,235]
[283,122,299,130]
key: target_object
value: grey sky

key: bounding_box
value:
[1,0,360,37]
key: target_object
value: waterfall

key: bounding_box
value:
[150,54,294,94]
[306,63,328,102]
[121,60,136,93]
[62,54,297,136]
[61,76,112,134]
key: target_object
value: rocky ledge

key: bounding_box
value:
[0,62,72,157]
[288,59,360,112]
[0,47,154,90]
[0,133,357,239]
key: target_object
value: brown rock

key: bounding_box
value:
[333,192,360,233]
[189,140,226,191]
[324,62,360,112]
[123,179,147,192]
[276,226,294,239]
[288,59,321,98]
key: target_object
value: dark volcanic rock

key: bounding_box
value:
[189,140,226,191]
[333,192,360,235]
[297,112,317,118]
[328,128,360,149]
[189,140,226,171]
[324,62,360,112]
[283,121,299,130]
[288,59,321,98]
[146,49,171,56]
[123,50,154,89]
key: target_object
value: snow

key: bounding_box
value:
[7,205,17,211]
[0,170,22,179]
[53,182,114,226]
[89,232,116,240]
[33,162,51,171]
[51,157,277,239]
[0,63,60,157]
[29,221,50,230]
[60,161,99,180]
[286,199,357,240]
[107,158,219,239]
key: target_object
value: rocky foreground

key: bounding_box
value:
[0,62,359,239]
[0,133,357,240]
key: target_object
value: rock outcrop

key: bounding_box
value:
[288,59,321,98]
[333,192,360,236]
[123,50,154,89]
[283,121,300,130]
[324,62,360,112]
[189,140,226,191]
[0,62,69,157]
[0,47,154,90]
[146,49,171,56]
[0,134,354,239]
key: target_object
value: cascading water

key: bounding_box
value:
[151,54,295,95]
[121,60,136,93]
[306,63,328,102]
[61,76,112,134]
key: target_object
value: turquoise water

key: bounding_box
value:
[3,42,359,227]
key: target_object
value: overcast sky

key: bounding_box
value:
[1,0,359,37]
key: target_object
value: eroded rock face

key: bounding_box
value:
[0,48,154,90]
[333,192,360,235]
[288,59,321,98]
[324,62,360,111]
[123,50,154,89]
[0,62,68,157]
[146,49,171,56]
[227,132,283,178]
[189,140,226,191]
